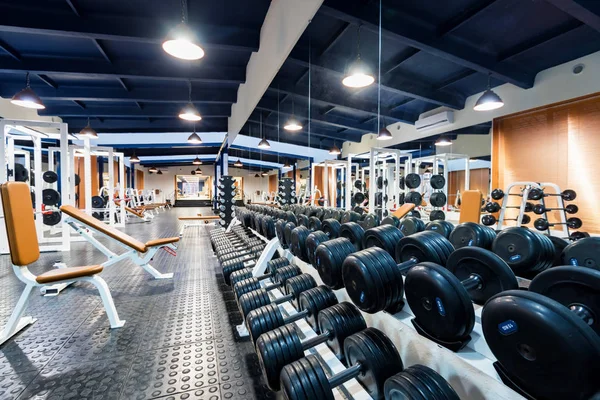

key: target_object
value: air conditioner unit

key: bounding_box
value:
[415,111,454,131]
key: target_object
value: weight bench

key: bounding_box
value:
[58,205,179,289]
[125,206,152,222]
[459,190,483,224]
[0,182,125,344]
[392,203,416,219]
[178,215,220,236]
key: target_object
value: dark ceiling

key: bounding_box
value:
[1,0,600,156]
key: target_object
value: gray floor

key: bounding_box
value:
[0,208,276,399]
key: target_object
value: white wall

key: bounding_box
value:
[343,50,600,157]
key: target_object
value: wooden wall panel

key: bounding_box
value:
[492,93,600,233]
[136,170,144,190]
[448,169,490,206]
[268,174,277,195]
[313,166,337,206]
[75,156,98,209]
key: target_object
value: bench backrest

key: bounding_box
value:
[1,182,40,266]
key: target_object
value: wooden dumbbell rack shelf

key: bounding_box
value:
[242,226,526,400]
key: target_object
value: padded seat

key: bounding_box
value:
[145,237,180,248]
[36,265,104,284]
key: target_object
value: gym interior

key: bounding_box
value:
[0,0,598,399]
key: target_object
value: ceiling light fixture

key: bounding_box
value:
[329,143,341,156]
[435,135,452,146]
[129,152,140,163]
[193,156,202,165]
[343,26,375,88]
[283,160,291,168]
[149,166,158,173]
[474,73,504,111]
[162,0,204,60]
[284,96,302,131]
[234,159,243,167]
[261,170,268,176]
[179,82,202,121]
[254,173,260,178]
[196,166,202,175]
[79,117,99,139]
[11,72,45,110]
[187,124,202,144]
[157,169,163,175]
[258,113,271,149]
[377,117,393,141]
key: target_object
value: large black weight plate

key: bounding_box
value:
[74,173,81,186]
[561,237,600,270]
[408,365,460,400]
[14,163,29,182]
[399,176,405,190]
[297,286,339,330]
[383,371,426,400]
[424,220,454,239]
[339,222,365,251]
[492,227,543,273]
[529,266,600,335]
[257,324,307,390]
[396,231,453,266]
[290,226,311,262]
[322,219,341,238]
[482,290,600,400]
[449,222,485,249]
[405,191,422,206]
[398,217,425,236]
[405,262,476,341]
[429,192,447,207]
[42,170,58,183]
[308,216,322,231]
[280,355,333,400]
[306,231,329,266]
[405,173,421,189]
[91,195,105,209]
[42,211,62,226]
[362,213,380,230]
[446,247,518,305]
[429,210,445,221]
[315,237,356,289]
[344,328,403,400]
[42,188,61,206]
[381,215,400,227]
[353,192,366,205]
[363,225,404,256]
[429,175,446,189]
[284,222,297,248]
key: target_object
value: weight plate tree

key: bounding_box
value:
[278,177,297,206]
[218,175,235,227]
[279,328,404,400]
[482,266,600,400]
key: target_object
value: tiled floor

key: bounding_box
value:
[0,208,276,399]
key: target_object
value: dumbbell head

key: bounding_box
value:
[255,302,366,390]
[385,365,460,400]
[315,237,357,290]
[306,231,329,266]
[482,266,600,400]
[280,328,403,400]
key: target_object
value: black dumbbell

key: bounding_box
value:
[450,222,496,249]
[233,264,300,300]
[424,220,455,239]
[491,188,533,200]
[405,247,518,349]
[532,203,579,215]
[290,226,312,262]
[305,220,344,265]
[482,266,600,400]
[492,227,556,275]
[482,214,531,226]
[534,217,582,231]
[384,365,460,400]
[485,201,533,213]
[237,273,317,317]
[280,328,403,400]
[362,224,405,257]
[315,237,359,290]
[221,246,267,285]
[528,188,577,201]
[246,285,339,344]
[229,257,289,287]
[343,231,454,314]
[256,302,366,390]
[398,216,426,236]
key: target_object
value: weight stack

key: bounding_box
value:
[278,178,297,207]
[218,176,235,227]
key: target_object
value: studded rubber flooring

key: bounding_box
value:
[0,208,276,400]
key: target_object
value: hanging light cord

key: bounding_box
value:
[357,25,362,59]
[181,0,187,23]
[377,0,382,132]
[25,72,31,88]
[277,87,280,164]
[188,81,192,103]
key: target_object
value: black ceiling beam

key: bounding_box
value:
[267,80,418,124]
[543,0,600,32]
[64,0,81,17]
[40,103,232,118]
[246,117,362,143]
[287,49,465,109]
[436,0,498,36]
[320,1,535,89]
[0,39,21,61]
[63,118,227,132]
[0,5,260,53]
[36,74,58,89]
[92,39,113,64]
[0,58,246,84]
[0,85,237,104]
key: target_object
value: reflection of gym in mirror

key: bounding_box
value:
[176,175,212,201]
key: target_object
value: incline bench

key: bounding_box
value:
[0,182,125,344]
[178,215,220,236]
[60,205,179,284]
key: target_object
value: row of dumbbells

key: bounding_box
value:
[240,207,600,400]
[214,238,460,399]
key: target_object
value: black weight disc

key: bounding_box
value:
[362,213,380,229]
[297,285,338,330]
[398,217,425,236]
[482,290,600,400]
[306,230,329,266]
[492,227,544,274]
[396,231,453,266]
[406,263,476,341]
[424,220,454,239]
[529,266,600,335]
[290,226,311,261]
[276,219,287,248]
[384,372,428,400]
[446,247,518,305]
[322,218,341,239]
[308,216,322,231]
[561,237,600,270]
[284,222,296,249]
[381,215,400,227]
[342,210,361,223]
[405,173,421,189]
[42,170,58,183]
[405,191,423,206]
[315,238,357,290]
[317,302,367,362]
[281,355,333,400]
[449,222,486,250]
[429,192,447,207]
[42,189,61,206]
[42,211,62,226]
[409,365,460,400]
[297,214,310,228]
[344,328,404,400]
[339,222,365,251]
[363,225,404,256]
[429,210,445,221]
[429,175,446,190]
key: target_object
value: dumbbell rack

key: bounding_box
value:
[241,224,524,400]
[497,181,570,237]
[278,177,297,206]
[218,176,235,227]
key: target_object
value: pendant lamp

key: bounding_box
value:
[343,26,375,88]
[474,74,504,111]
[179,82,202,121]
[11,72,45,109]
[129,153,140,163]
[162,0,204,60]
[284,96,302,131]
[79,117,99,139]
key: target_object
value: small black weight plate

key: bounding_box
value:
[384,372,427,400]
[339,222,365,251]
[298,286,338,330]
[377,176,384,190]
[284,222,296,248]
[429,210,445,221]
[561,237,600,271]
[429,175,446,190]
[314,207,324,220]
[74,173,80,186]
[429,192,447,207]
[405,173,421,189]
[449,222,484,249]
[42,188,61,206]
[276,219,287,247]
[341,210,361,223]
[322,218,341,239]
[353,192,366,205]
[362,213,380,229]
[529,266,600,335]
[482,290,600,400]
[405,262,476,341]
[399,217,425,236]
[395,231,449,265]
[363,225,404,257]
[298,214,310,228]
[42,170,58,183]
[317,302,366,361]
[14,163,29,182]
[308,216,322,231]
[330,209,342,222]
[322,208,333,220]
[405,191,423,206]
[381,215,400,227]
[446,247,518,305]
[424,220,454,239]
[492,227,541,273]
[409,365,460,400]
[399,176,405,190]
[360,247,395,312]
[354,180,363,190]
[344,328,403,400]
[306,230,328,266]
[42,211,62,226]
